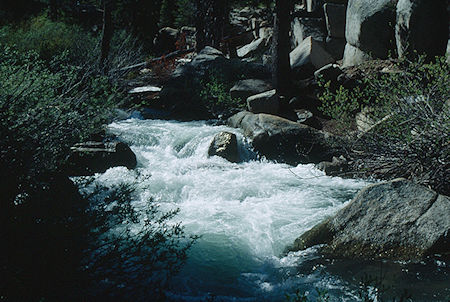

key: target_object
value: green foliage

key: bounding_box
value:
[285,288,330,302]
[319,81,368,128]
[174,0,197,27]
[78,181,198,299]
[0,14,96,61]
[200,74,246,118]
[318,56,449,194]
[0,46,119,173]
[0,18,163,299]
[159,0,177,28]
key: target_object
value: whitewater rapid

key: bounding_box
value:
[81,118,373,301]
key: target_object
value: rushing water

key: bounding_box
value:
[83,118,449,301]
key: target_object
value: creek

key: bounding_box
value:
[82,118,449,301]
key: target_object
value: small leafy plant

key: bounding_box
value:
[318,56,449,194]
[200,73,246,118]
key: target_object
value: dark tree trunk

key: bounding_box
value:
[272,0,292,97]
[195,0,229,51]
[100,0,113,67]
[49,0,58,21]
[194,0,206,51]
[210,0,229,49]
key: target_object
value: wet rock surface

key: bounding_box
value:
[208,131,240,163]
[228,111,340,165]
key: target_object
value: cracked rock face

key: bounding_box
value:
[289,179,450,260]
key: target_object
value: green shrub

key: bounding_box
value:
[0,46,120,173]
[0,34,148,301]
[0,14,96,62]
[318,56,449,194]
[200,74,246,118]
[174,0,197,27]
[78,181,198,299]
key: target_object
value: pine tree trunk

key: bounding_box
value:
[272,0,292,97]
[100,0,113,67]
[195,0,229,51]
[49,0,57,21]
[195,0,206,51]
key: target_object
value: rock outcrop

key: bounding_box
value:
[237,38,266,58]
[230,79,273,102]
[65,141,137,176]
[153,27,180,55]
[396,0,449,60]
[290,36,335,79]
[228,111,340,165]
[159,47,270,120]
[208,131,239,163]
[291,17,327,48]
[343,0,397,67]
[288,179,450,261]
[246,89,279,115]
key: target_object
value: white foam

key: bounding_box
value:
[88,119,368,300]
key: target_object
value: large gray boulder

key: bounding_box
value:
[291,17,327,48]
[396,0,449,60]
[246,89,279,115]
[290,36,335,79]
[228,111,340,165]
[343,0,397,66]
[230,79,272,102]
[208,132,239,163]
[153,27,180,55]
[288,179,450,260]
[323,3,347,39]
[342,43,373,67]
[65,141,137,176]
[237,38,265,58]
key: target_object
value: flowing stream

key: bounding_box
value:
[83,118,449,301]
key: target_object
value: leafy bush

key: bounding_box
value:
[0,46,119,174]
[0,14,96,61]
[0,30,128,300]
[200,74,246,118]
[319,56,449,194]
[0,25,184,300]
[78,181,198,300]
[174,0,197,27]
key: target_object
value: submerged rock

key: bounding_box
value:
[65,141,137,176]
[317,155,348,176]
[228,111,340,165]
[208,131,239,163]
[288,179,450,261]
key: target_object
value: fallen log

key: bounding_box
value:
[118,48,195,72]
